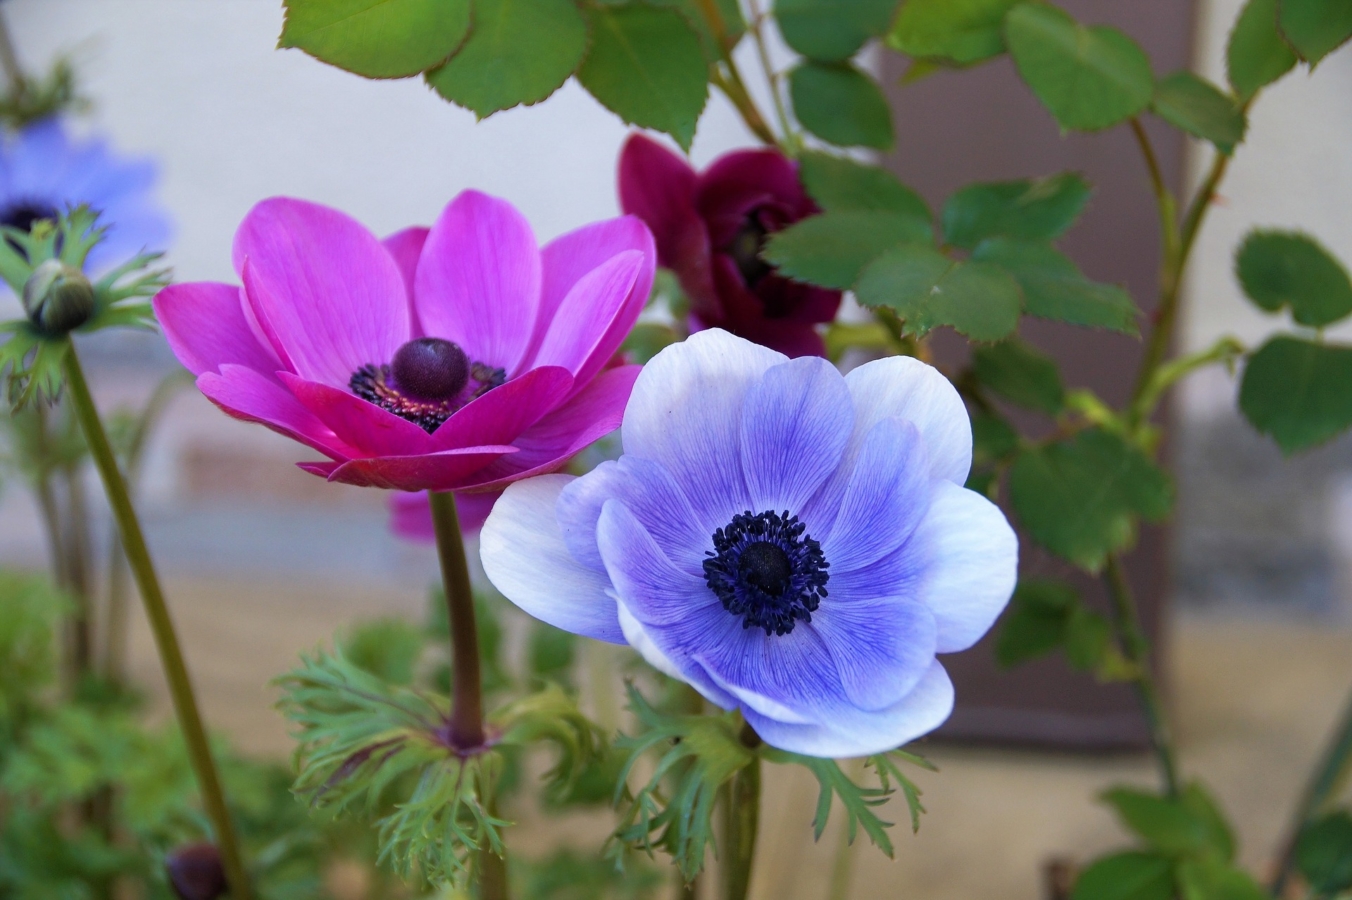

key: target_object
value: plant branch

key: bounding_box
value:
[1129,336,1245,429]
[745,0,798,153]
[692,0,780,148]
[62,345,253,899]
[722,725,761,900]
[1104,554,1180,798]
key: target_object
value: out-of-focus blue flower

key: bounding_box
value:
[0,116,169,272]
[481,329,1019,758]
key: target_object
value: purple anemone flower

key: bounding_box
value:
[154,191,655,493]
[481,329,1018,757]
[618,134,841,359]
[0,116,169,270]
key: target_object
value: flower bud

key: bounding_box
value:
[22,258,95,335]
[165,842,228,900]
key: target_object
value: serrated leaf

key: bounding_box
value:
[425,0,588,117]
[652,0,746,62]
[577,4,710,151]
[1176,859,1268,900]
[1072,851,1174,900]
[972,238,1138,333]
[1102,788,1218,857]
[887,0,1019,65]
[1239,336,1352,453]
[775,0,898,62]
[972,409,1019,465]
[1296,811,1352,894]
[941,173,1091,249]
[1005,2,1155,132]
[972,339,1064,414]
[855,244,1021,340]
[1279,0,1352,64]
[1062,605,1111,672]
[280,0,470,79]
[763,210,932,289]
[1180,782,1236,863]
[995,579,1076,668]
[1151,71,1247,154]
[1227,0,1297,100]
[1235,229,1352,327]
[798,152,931,218]
[1009,428,1172,571]
[788,61,895,150]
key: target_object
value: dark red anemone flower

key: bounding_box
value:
[618,134,841,358]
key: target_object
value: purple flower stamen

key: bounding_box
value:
[703,509,829,637]
[350,344,505,434]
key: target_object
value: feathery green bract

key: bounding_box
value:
[276,648,597,888]
[0,207,169,409]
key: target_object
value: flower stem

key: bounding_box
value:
[745,0,799,154]
[61,345,253,900]
[723,721,762,900]
[1104,554,1180,798]
[427,491,508,899]
[1270,688,1352,895]
[691,0,780,150]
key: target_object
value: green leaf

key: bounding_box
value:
[1176,859,1268,900]
[527,621,576,683]
[1239,336,1352,453]
[1005,2,1155,132]
[1180,782,1236,863]
[1072,851,1174,900]
[425,0,588,117]
[799,152,931,218]
[1279,0,1352,64]
[941,173,1092,249]
[763,210,932,289]
[1009,428,1172,571]
[1296,811,1352,894]
[775,0,898,62]
[652,0,746,63]
[995,579,1076,668]
[1226,0,1297,100]
[1235,229,1352,327]
[1062,605,1112,672]
[622,321,682,364]
[1151,71,1247,154]
[339,616,424,686]
[577,4,710,151]
[972,238,1138,334]
[855,244,1021,340]
[1102,788,1219,857]
[280,0,471,78]
[972,339,1065,414]
[887,0,1020,65]
[788,61,895,150]
[972,409,1020,465]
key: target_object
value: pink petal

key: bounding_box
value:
[279,372,434,458]
[695,149,812,246]
[323,445,518,491]
[232,197,410,387]
[415,191,541,376]
[431,365,574,451]
[154,282,280,377]
[457,364,639,491]
[617,134,718,316]
[389,490,500,542]
[531,251,645,388]
[197,364,357,460]
[384,226,429,336]
[531,215,655,357]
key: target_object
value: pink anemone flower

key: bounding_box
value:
[153,191,655,493]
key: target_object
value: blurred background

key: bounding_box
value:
[4,1,1352,898]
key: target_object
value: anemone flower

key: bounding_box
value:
[154,191,655,493]
[481,329,1017,757]
[0,116,169,271]
[618,134,840,359]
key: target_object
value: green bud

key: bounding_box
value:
[22,258,94,335]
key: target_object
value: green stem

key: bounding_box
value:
[62,345,253,900]
[427,491,508,900]
[692,0,780,149]
[825,759,862,900]
[61,457,93,674]
[723,722,762,900]
[744,0,798,154]
[1104,555,1180,798]
[1270,688,1352,896]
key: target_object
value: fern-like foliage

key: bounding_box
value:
[276,648,597,888]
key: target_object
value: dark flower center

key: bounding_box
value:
[727,215,773,288]
[703,509,829,636]
[0,199,59,257]
[350,338,504,434]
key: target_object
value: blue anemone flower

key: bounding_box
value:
[0,117,169,272]
[481,329,1018,757]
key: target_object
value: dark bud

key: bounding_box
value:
[739,541,792,596]
[166,842,228,900]
[22,258,95,335]
[728,216,772,288]
[391,337,470,401]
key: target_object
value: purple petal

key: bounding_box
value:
[280,372,434,458]
[383,226,429,334]
[154,282,279,377]
[232,198,410,388]
[844,356,972,485]
[531,250,647,390]
[430,365,574,452]
[695,148,811,247]
[596,499,720,629]
[322,445,517,491]
[811,597,937,711]
[415,191,541,376]
[197,365,356,460]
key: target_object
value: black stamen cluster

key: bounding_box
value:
[349,359,505,434]
[703,509,828,637]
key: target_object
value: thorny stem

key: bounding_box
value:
[1104,555,1180,798]
[1270,689,1352,896]
[62,346,253,900]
